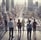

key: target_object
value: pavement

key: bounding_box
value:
[1,31,41,40]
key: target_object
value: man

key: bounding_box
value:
[17,19,22,37]
[14,18,16,31]
[8,18,14,40]
[4,19,7,32]
[33,19,37,31]
[3,13,7,32]
[33,19,37,40]
[14,18,17,35]
[27,19,32,40]
[0,16,3,29]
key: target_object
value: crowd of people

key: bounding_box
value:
[0,15,37,40]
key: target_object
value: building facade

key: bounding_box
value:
[6,0,9,11]
[28,0,33,11]
[11,0,14,9]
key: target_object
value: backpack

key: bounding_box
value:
[27,24,32,30]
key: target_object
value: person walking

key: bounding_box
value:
[8,18,14,40]
[17,19,22,37]
[4,19,7,32]
[14,18,17,34]
[33,19,37,40]
[0,16,3,29]
[33,19,37,32]
[22,18,25,33]
[27,19,32,40]
[3,13,7,32]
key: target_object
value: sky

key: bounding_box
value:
[0,0,41,5]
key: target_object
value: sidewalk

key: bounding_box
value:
[1,31,41,40]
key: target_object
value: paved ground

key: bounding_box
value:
[1,31,41,40]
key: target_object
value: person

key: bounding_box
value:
[22,18,25,33]
[27,19,32,40]
[8,18,14,40]
[0,16,3,29]
[4,13,7,32]
[33,19,37,40]
[33,19,37,31]
[14,18,17,35]
[14,18,17,31]
[17,19,22,37]
[4,19,7,32]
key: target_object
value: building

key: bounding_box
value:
[2,0,6,13]
[11,0,14,9]
[9,0,11,11]
[0,5,2,12]
[6,0,9,11]
[35,1,38,7]
[28,0,33,11]
[33,1,38,14]
[1,0,7,21]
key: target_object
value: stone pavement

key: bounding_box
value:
[1,31,41,40]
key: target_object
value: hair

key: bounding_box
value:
[29,20,31,23]
[18,19,20,22]
[10,18,12,21]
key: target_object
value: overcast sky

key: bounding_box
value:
[0,0,41,5]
